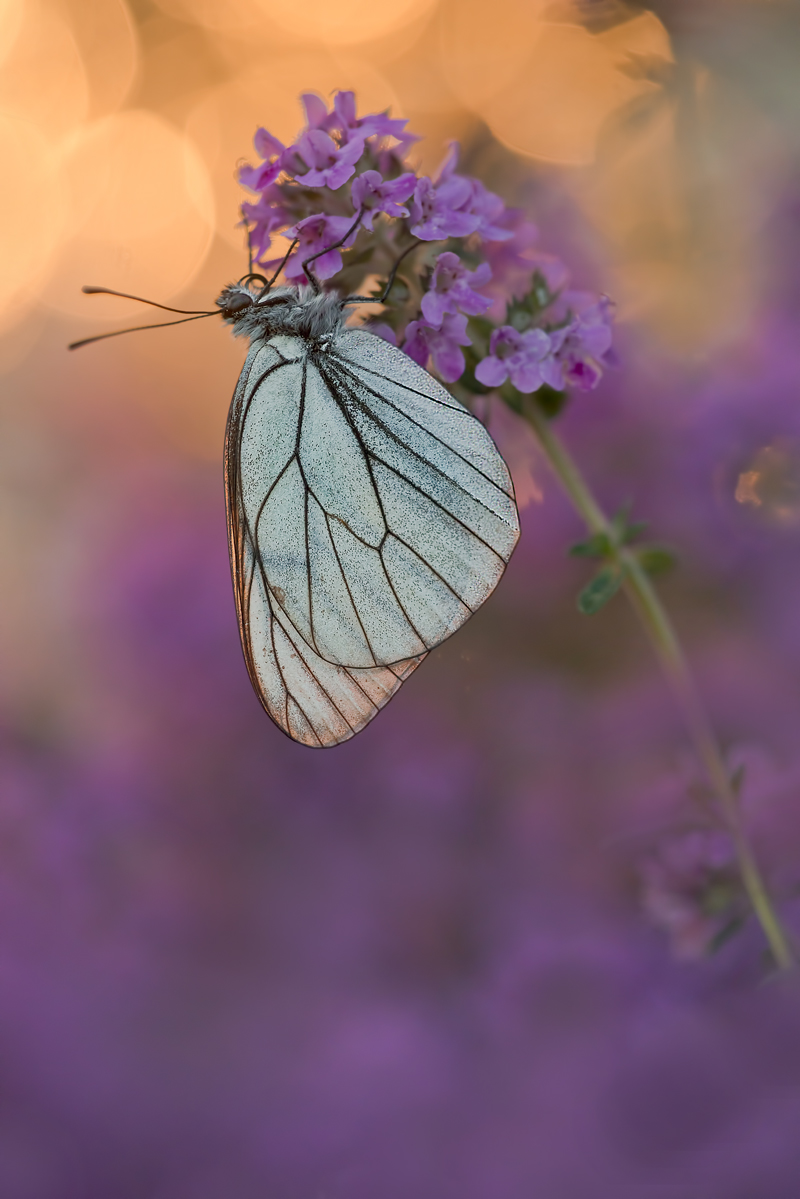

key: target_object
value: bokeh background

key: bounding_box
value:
[2,0,800,1194]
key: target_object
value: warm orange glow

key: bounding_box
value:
[0,0,23,69]
[152,0,271,32]
[252,0,438,47]
[439,7,672,166]
[562,56,770,352]
[483,19,665,165]
[66,0,139,119]
[735,444,800,525]
[45,111,215,319]
[595,9,673,63]
[735,470,762,508]
[438,0,549,110]
[0,0,89,142]
[101,307,248,459]
[383,28,460,128]
[0,113,62,329]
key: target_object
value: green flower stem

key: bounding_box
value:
[522,398,795,970]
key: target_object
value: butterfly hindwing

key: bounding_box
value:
[225,346,425,746]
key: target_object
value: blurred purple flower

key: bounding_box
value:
[434,143,513,242]
[284,214,359,282]
[238,128,292,192]
[547,297,615,391]
[296,90,413,154]
[375,126,419,175]
[409,175,480,241]
[465,178,514,242]
[239,91,411,199]
[534,254,570,296]
[475,325,558,393]
[295,129,365,190]
[351,170,417,230]
[639,828,740,960]
[404,312,472,382]
[241,186,292,262]
[484,211,569,316]
[421,252,492,326]
[300,91,331,131]
[331,89,410,143]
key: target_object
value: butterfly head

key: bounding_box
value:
[216,283,345,344]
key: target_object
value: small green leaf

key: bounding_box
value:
[621,520,649,544]
[577,566,625,614]
[637,545,677,575]
[707,916,746,956]
[608,503,650,547]
[504,271,555,330]
[532,282,551,309]
[534,386,568,418]
[505,294,534,332]
[529,270,554,311]
[508,308,533,332]
[569,532,612,558]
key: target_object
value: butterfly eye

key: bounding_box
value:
[222,292,254,316]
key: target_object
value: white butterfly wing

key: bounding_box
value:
[325,328,520,660]
[232,512,425,747]
[225,338,425,747]
[225,326,519,745]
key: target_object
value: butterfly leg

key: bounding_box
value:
[301,210,365,295]
[341,239,419,307]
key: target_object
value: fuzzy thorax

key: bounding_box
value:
[216,284,346,343]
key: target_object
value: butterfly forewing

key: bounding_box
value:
[225,325,520,745]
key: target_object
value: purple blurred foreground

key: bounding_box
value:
[2,293,800,1197]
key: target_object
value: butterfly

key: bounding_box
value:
[71,257,520,747]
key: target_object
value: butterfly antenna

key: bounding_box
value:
[68,311,218,351]
[342,240,418,307]
[301,210,364,296]
[79,285,217,316]
[257,238,299,297]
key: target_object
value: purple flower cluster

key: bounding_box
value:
[475,297,615,395]
[639,827,741,960]
[476,326,558,393]
[404,252,492,381]
[351,170,416,229]
[421,252,492,325]
[406,143,513,243]
[404,312,473,383]
[239,89,615,396]
[239,90,418,280]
